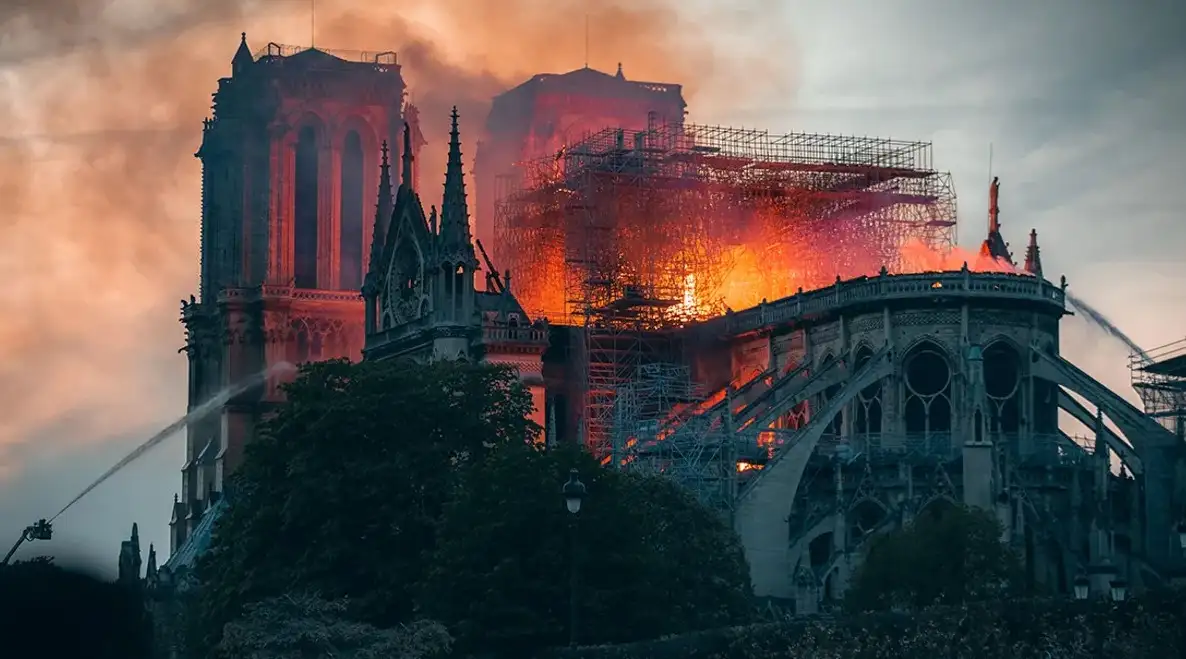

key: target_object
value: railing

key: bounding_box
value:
[738,431,1092,467]
[215,286,363,304]
[861,432,960,462]
[1014,433,1094,467]
[481,325,549,344]
[253,43,398,65]
[714,270,1066,337]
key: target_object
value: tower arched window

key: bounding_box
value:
[853,345,883,435]
[294,126,320,289]
[339,130,365,291]
[983,341,1023,435]
[290,317,323,365]
[903,341,953,445]
[293,319,310,364]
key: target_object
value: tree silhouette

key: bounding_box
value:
[845,501,1023,612]
[193,358,538,650]
[420,442,753,654]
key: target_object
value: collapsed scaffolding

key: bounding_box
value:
[493,116,959,469]
[1130,338,1186,440]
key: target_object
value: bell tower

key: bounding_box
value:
[172,35,415,553]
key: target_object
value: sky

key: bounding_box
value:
[0,0,1183,572]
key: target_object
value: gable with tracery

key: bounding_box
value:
[382,226,428,329]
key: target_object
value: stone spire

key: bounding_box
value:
[366,141,394,280]
[145,544,158,581]
[232,32,253,76]
[438,107,476,263]
[401,121,414,191]
[1024,228,1043,276]
[979,176,1013,265]
[988,176,1001,235]
[117,523,143,586]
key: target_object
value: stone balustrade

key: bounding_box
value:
[481,325,549,344]
[715,270,1067,337]
[212,286,363,304]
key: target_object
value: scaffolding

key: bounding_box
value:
[494,118,959,457]
[611,363,737,513]
[1130,338,1186,439]
[493,118,959,326]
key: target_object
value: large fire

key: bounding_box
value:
[494,122,971,326]
[513,233,1025,327]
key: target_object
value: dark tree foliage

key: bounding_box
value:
[419,442,753,655]
[845,500,1024,612]
[540,590,1186,659]
[193,358,538,651]
[0,557,153,658]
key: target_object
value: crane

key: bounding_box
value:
[2,519,53,566]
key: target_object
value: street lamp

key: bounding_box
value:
[1110,578,1128,602]
[562,469,586,647]
[1073,573,1089,600]
[563,469,586,514]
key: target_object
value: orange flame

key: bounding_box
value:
[897,239,1026,275]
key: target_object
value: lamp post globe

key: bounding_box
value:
[562,469,587,647]
[1073,574,1089,600]
[563,469,586,514]
[1110,578,1128,602]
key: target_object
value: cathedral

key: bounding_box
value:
[150,38,545,600]
[118,34,1186,633]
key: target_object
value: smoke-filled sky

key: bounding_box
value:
[1,0,1183,571]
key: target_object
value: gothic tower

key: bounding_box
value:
[172,35,417,553]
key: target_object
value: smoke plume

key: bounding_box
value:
[0,1,796,477]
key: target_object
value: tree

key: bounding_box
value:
[419,442,753,655]
[844,501,1024,612]
[218,594,451,659]
[193,358,538,651]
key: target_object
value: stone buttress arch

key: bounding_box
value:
[1029,347,1181,561]
[735,343,894,598]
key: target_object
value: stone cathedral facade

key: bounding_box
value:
[166,36,546,567]
[170,36,424,554]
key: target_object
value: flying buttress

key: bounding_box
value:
[1057,390,1143,474]
[734,343,894,598]
[733,356,850,433]
[1030,348,1177,451]
[1030,347,1182,562]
